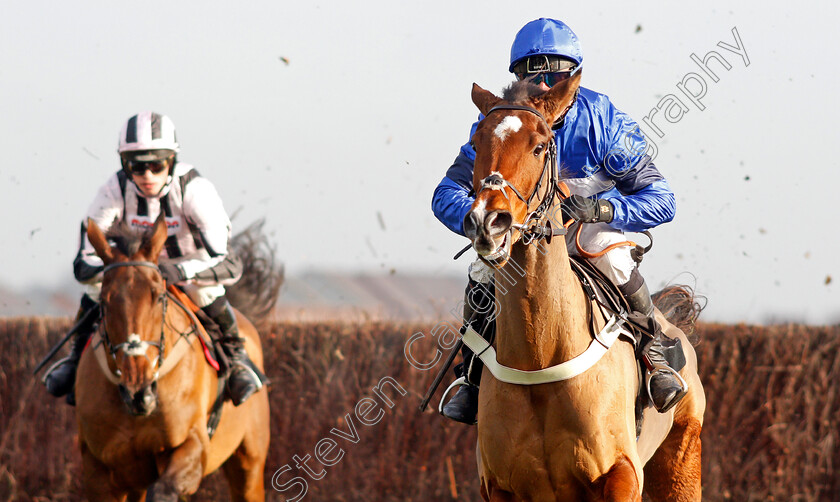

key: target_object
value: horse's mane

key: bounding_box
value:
[226,219,284,334]
[106,221,152,257]
[502,80,547,103]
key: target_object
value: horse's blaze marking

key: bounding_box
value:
[494,116,522,141]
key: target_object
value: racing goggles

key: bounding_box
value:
[125,158,170,176]
[513,55,579,87]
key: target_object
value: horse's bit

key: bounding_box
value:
[100,261,168,380]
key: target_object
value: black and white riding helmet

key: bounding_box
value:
[118,112,179,162]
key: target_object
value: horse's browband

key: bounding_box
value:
[486,105,549,128]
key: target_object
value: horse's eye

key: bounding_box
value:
[534,144,545,157]
[469,140,476,150]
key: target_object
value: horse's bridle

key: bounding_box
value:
[476,104,569,244]
[100,261,168,380]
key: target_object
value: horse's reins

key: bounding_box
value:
[99,261,167,380]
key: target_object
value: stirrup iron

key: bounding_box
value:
[645,362,688,411]
[42,356,75,384]
[438,376,468,415]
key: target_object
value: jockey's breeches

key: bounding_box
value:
[566,221,637,287]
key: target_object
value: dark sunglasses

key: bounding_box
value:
[126,158,170,176]
[517,70,575,87]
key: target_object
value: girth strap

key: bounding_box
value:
[460,315,633,385]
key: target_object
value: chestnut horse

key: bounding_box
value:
[463,72,705,501]
[75,215,270,501]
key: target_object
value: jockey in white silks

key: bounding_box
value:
[44,112,262,407]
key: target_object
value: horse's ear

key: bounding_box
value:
[86,219,115,264]
[535,70,583,125]
[140,213,168,262]
[471,83,503,116]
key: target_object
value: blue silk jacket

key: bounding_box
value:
[432,87,675,236]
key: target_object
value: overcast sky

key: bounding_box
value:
[1,0,838,324]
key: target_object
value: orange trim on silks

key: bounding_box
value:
[574,222,636,259]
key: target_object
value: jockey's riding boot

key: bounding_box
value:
[202,296,263,406]
[625,281,688,413]
[44,294,99,404]
[441,355,480,425]
[441,276,495,425]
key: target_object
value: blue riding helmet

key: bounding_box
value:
[509,18,583,72]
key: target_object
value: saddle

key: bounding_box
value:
[568,256,686,435]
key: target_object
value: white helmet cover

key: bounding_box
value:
[118,111,180,154]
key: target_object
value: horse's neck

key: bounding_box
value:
[494,238,591,370]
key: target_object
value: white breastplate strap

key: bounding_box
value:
[462,315,632,385]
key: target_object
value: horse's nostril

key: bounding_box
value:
[464,210,483,238]
[486,211,512,236]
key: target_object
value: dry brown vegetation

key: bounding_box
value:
[1,317,839,501]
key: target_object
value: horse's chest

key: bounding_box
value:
[477,380,630,492]
[85,413,192,467]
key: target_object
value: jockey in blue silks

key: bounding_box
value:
[432,18,686,424]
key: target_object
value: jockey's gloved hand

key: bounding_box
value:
[560,195,614,223]
[158,262,186,284]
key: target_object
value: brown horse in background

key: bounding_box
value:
[75,215,271,501]
[464,72,705,501]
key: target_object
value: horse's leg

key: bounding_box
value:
[643,414,702,502]
[596,455,642,502]
[222,375,269,502]
[81,443,128,502]
[154,428,207,501]
[221,448,266,502]
[221,414,269,502]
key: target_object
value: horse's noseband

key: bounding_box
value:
[478,172,530,207]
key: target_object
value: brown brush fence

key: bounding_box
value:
[1,318,839,501]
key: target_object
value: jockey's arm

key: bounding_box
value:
[598,104,676,233]
[605,178,676,233]
[431,121,482,237]
[177,177,242,285]
[73,175,123,284]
